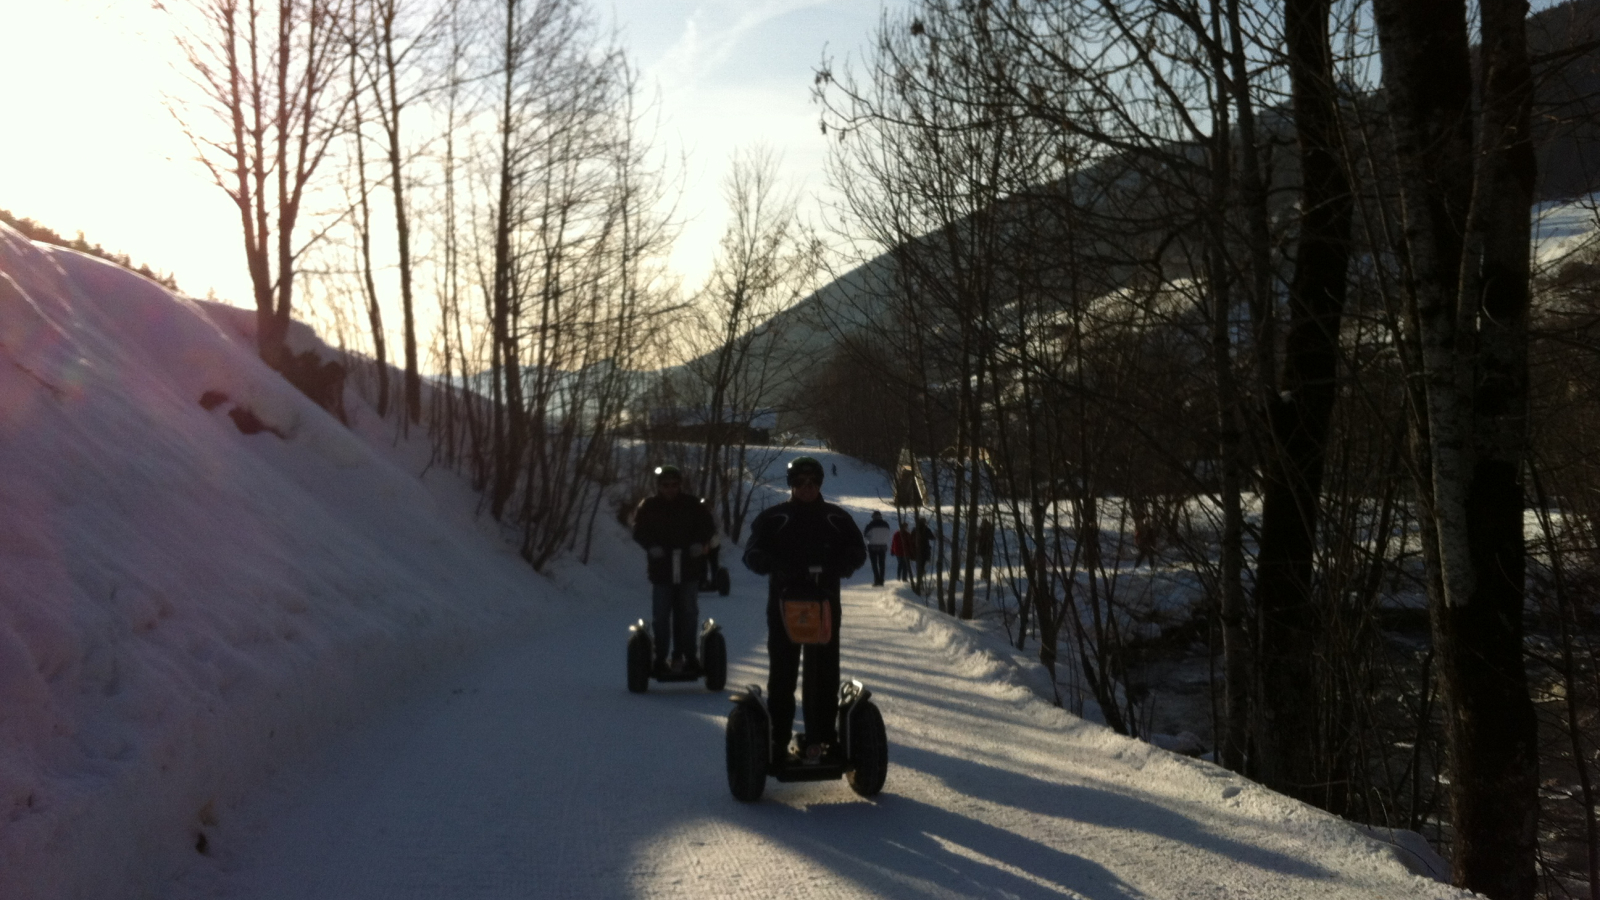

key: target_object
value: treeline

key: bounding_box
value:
[161,0,838,571]
[803,1,1600,898]
[0,208,180,291]
[164,0,694,570]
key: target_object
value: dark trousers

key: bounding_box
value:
[868,547,887,585]
[767,597,842,747]
[895,554,911,581]
[652,581,699,662]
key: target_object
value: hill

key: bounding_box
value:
[0,221,548,898]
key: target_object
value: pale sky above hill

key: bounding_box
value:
[0,0,901,309]
[0,0,1572,317]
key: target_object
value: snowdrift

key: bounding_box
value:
[0,222,547,899]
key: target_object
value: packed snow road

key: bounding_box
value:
[172,564,1457,899]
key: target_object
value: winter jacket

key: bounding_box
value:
[633,493,716,585]
[890,530,909,558]
[863,516,892,548]
[914,522,935,563]
[743,497,867,602]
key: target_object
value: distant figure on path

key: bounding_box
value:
[913,517,935,594]
[632,465,716,674]
[978,517,995,582]
[863,510,892,586]
[890,520,914,582]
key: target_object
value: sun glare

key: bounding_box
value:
[0,2,250,304]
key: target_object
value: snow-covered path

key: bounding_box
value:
[172,560,1458,900]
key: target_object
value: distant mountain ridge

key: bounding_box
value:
[671,0,1600,419]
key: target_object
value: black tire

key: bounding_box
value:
[714,567,731,596]
[703,630,727,691]
[726,704,769,802]
[627,630,650,694]
[846,700,888,797]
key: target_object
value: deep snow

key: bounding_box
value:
[0,221,1464,898]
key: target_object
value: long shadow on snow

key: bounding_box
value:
[888,742,1337,882]
[726,792,1139,899]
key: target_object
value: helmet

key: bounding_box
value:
[786,456,825,486]
[653,464,682,483]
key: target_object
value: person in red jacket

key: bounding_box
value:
[890,520,913,582]
[632,465,716,674]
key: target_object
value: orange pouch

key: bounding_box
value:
[780,599,832,645]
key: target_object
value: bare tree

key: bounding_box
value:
[685,145,821,540]
[1373,0,1539,894]
[352,0,449,426]
[168,0,351,368]
[344,36,390,416]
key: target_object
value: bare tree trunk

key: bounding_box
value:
[488,0,522,520]
[369,0,423,425]
[1251,0,1354,807]
[1374,0,1538,893]
[171,0,347,370]
[1204,0,1249,774]
[959,348,986,620]
[347,45,390,416]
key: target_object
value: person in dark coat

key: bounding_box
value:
[863,510,892,586]
[913,516,935,592]
[632,465,716,673]
[743,456,867,765]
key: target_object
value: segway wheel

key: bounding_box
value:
[714,566,731,596]
[726,704,769,802]
[846,700,888,797]
[626,629,651,694]
[703,629,727,691]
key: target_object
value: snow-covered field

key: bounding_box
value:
[1,220,1464,898]
[1535,194,1600,265]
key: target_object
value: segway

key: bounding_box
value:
[627,618,727,692]
[626,548,727,692]
[724,679,888,802]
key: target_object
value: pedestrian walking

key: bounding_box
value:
[890,520,913,582]
[913,516,935,593]
[863,510,892,586]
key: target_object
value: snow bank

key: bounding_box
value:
[0,223,547,899]
[868,585,1456,888]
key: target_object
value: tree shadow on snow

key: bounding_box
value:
[730,793,1139,899]
[886,742,1338,883]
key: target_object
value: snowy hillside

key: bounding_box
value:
[0,223,551,899]
[1,220,1469,898]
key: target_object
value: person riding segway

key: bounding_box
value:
[741,456,868,767]
[632,465,717,676]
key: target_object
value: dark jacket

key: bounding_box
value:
[863,515,892,548]
[914,521,935,563]
[743,497,867,601]
[633,493,716,585]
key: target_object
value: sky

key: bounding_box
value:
[0,0,1576,313]
[0,0,904,308]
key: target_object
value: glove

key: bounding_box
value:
[648,546,666,559]
[688,543,705,557]
[744,548,774,575]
